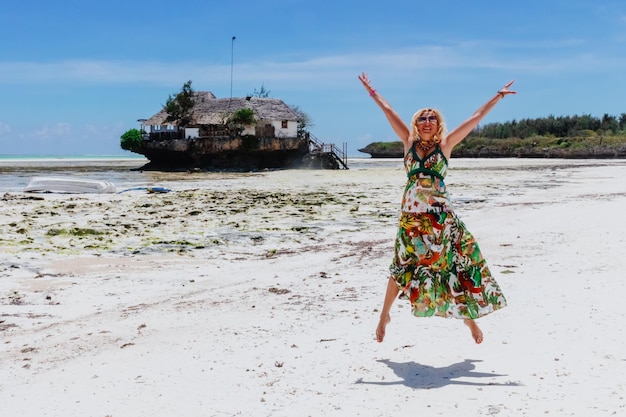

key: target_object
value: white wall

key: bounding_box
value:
[185,127,200,139]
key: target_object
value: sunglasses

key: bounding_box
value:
[417,116,438,124]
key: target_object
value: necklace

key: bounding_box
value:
[416,139,434,151]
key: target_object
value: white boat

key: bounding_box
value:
[24,176,117,194]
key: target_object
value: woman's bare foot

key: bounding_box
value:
[376,314,391,343]
[464,318,483,344]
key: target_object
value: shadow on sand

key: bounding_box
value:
[356,359,521,389]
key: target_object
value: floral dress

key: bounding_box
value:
[389,143,507,319]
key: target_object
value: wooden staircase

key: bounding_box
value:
[307,134,349,169]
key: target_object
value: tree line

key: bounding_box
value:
[468,113,626,139]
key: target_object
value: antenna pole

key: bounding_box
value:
[230,36,236,98]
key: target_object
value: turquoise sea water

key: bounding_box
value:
[0,155,393,193]
[5,155,626,196]
[0,154,143,160]
[0,155,150,193]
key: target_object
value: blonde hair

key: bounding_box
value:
[410,108,446,143]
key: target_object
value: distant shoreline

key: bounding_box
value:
[358,141,626,159]
[0,154,147,161]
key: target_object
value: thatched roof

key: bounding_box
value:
[141,92,299,126]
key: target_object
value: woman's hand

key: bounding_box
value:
[498,80,517,98]
[358,71,410,143]
[358,72,375,95]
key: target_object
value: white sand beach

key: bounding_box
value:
[1,158,625,417]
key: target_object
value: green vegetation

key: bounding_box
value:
[229,108,256,126]
[358,141,403,157]
[228,108,257,136]
[164,80,196,126]
[455,132,626,154]
[289,104,314,138]
[251,84,271,98]
[373,141,403,150]
[46,228,105,237]
[456,113,626,157]
[360,114,626,158]
[469,113,626,139]
[120,128,142,152]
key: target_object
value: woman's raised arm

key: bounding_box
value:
[358,72,411,146]
[442,80,516,154]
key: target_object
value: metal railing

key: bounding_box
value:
[307,134,349,169]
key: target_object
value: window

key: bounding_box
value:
[166,125,175,131]
[281,120,288,129]
[154,125,162,131]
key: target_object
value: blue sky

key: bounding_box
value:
[1,0,625,156]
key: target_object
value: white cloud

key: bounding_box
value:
[2,38,624,90]
[32,123,72,139]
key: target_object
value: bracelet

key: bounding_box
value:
[369,89,377,97]
[498,92,505,99]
